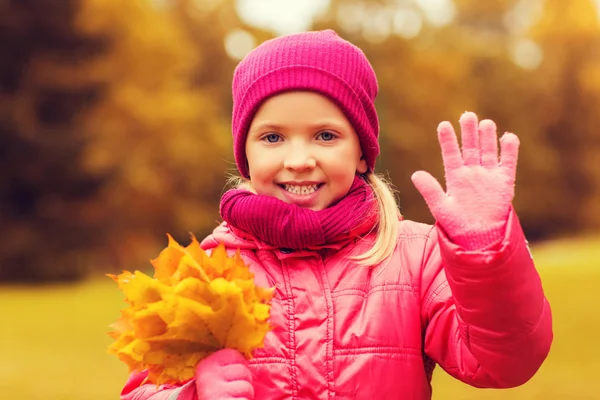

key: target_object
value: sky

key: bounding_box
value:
[235,0,456,36]
[235,0,331,34]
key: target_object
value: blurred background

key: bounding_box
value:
[0,0,598,398]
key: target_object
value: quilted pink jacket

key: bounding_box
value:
[120,209,552,399]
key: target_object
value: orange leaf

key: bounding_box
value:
[107,236,274,385]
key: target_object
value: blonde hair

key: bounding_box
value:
[351,172,401,266]
[225,172,401,267]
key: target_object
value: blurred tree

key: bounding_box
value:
[526,0,600,236]
[171,0,273,117]
[0,0,109,282]
[76,0,237,272]
[0,0,260,281]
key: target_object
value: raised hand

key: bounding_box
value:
[411,112,519,250]
[195,349,254,400]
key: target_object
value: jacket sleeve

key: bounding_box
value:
[120,371,196,400]
[420,208,553,388]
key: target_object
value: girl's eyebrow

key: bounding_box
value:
[251,123,283,132]
[249,120,347,135]
[309,120,346,131]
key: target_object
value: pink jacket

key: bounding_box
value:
[120,210,552,399]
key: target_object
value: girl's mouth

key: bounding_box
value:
[277,183,324,207]
[281,183,323,195]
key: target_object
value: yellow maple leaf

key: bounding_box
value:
[107,234,274,385]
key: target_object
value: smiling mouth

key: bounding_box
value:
[279,183,324,195]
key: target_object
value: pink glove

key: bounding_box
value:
[195,349,254,400]
[411,112,519,250]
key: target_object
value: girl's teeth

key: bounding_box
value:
[284,184,319,195]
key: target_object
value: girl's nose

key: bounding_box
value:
[283,147,317,171]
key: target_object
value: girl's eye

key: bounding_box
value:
[263,133,281,143]
[318,131,336,141]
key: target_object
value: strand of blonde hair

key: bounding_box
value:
[349,172,400,267]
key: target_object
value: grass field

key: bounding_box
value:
[0,236,597,400]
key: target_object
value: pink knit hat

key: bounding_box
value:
[231,29,380,178]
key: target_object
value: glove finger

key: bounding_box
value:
[479,119,499,168]
[197,349,247,371]
[499,132,520,176]
[226,380,255,399]
[459,111,480,166]
[437,121,463,172]
[222,363,253,383]
[411,171,446,211]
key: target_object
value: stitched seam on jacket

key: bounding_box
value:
[317,258,335,400]
[398,233,431,240]
[459,318,470,348]
[281,263,299,399]
[422,280,450,317]
[331,283,415,298]
[334,346,421,356]
[250,356,289,364]
[443,328,464,373]
[419,226,438,307]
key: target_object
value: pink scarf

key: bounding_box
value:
[219,176,376,249]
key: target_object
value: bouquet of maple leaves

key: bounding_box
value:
[107,234,274,385]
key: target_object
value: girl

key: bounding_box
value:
[121,29,552,400]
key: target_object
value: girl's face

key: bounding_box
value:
[245,91,367,211]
